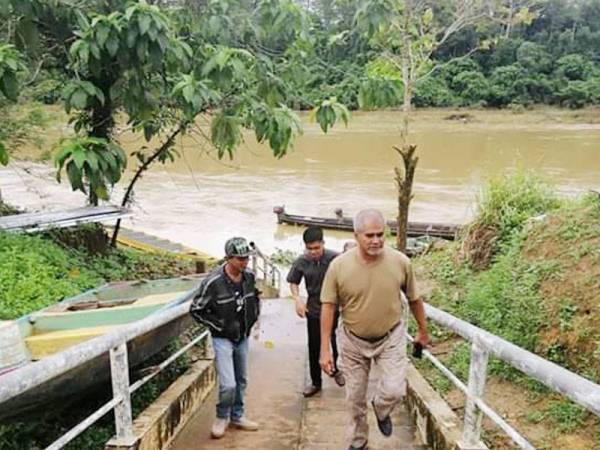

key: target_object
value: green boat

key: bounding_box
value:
[0,275,204,421]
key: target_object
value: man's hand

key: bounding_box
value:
[320,348,334,376]
[414,329,430,348]
[294,299,307,318]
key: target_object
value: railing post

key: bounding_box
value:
[460,338,489,449]
[263,258,268,281]
[251,254,257,273]
[108,343,136,446]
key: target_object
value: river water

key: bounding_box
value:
[1,109,599,257]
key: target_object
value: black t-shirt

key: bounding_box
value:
[227,277,245,339]
[286,248,338,317]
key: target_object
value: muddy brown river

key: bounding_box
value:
[1,108,599,257]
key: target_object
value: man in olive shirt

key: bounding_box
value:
[319,209,430,450]
[288,226,345,397]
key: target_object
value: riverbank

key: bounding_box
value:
[412,173,600,449]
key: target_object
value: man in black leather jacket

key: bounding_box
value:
[190,237,260,439]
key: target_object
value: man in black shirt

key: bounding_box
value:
[287,226,345,397]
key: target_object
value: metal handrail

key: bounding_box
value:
[418,303,600,449]
[0,295,208,450]
[249,241,282,292]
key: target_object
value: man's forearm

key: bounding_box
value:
[409,298,427,332]
[290,284,301,301]
[320,303,336,351]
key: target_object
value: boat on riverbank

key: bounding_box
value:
[273,206,461,240]
[0,275,204,421]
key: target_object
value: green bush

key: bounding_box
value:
[516,42,552,73]
[560,80,591,108]
[440,58,481,85]
[555,54,595,81]
[457,241,546,351]
[29,78,63,105]
[487,64,525,107]
[0,232,102,319]
[0,231,195,319]
[358,78,402,109]
[413,76,456,107]
[450,71,489,106]
[475,170,561,246]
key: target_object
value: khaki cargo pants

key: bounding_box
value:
[339,322,407,448]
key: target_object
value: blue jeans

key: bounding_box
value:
[212,336,249,420]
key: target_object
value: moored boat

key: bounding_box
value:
[273,206,461,240]
[0,275,204,421]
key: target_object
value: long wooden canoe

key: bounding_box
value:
[273,206,461,240]
[0,275,204,421]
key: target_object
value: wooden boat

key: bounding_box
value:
[0,275,204,421]
[273,206,460,240]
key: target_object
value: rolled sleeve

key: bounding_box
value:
[320,261,339,305]
[286,258,304,285]
[404,261,419,302]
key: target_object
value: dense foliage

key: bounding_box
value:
[1,0,599,120]
[295,0,600,109]
[0,228,195,319]
[417,178,600,447]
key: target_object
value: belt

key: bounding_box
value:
[349,322,400,343]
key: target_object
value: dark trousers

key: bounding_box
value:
[306,312,339,388]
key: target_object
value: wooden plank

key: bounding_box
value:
[0,206,116,228]
[0,206,132,232]
[26,325,124,359]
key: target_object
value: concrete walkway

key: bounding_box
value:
[170,299,427,450]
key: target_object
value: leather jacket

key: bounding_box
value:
[190,265,260,341]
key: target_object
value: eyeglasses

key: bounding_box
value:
[363,232,384,239]
[234,256,250,261]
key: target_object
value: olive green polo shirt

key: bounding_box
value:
[321,247,418,339]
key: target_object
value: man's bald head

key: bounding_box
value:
[353,209,385,233]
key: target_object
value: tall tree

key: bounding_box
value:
[50,0,348,243]
[356,0,494,251]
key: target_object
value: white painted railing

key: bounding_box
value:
[413,303,600,450]
[249,241,282,292]
[0,299,209,450]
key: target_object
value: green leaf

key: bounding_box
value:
[105,36,119,57]
[138,14,151,35]
[0,71,18,101]
[94,185,109,200]
[127,27,138,48]
[0,142,8,166]
[86,151,99,172]
[70,89,88,109]
[182,84,194,103]
[96,24,110,47]
[71,148,87,170]
[54,146,72,168]
[66,161,85,192]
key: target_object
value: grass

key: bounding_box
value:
[0,228,196,320]
[474,169,561,250]
[415,172,600,446]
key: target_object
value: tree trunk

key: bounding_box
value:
[110,125,185,247]
[505,0,514,38]
[395,3,419,253]
[394,144,418,253]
